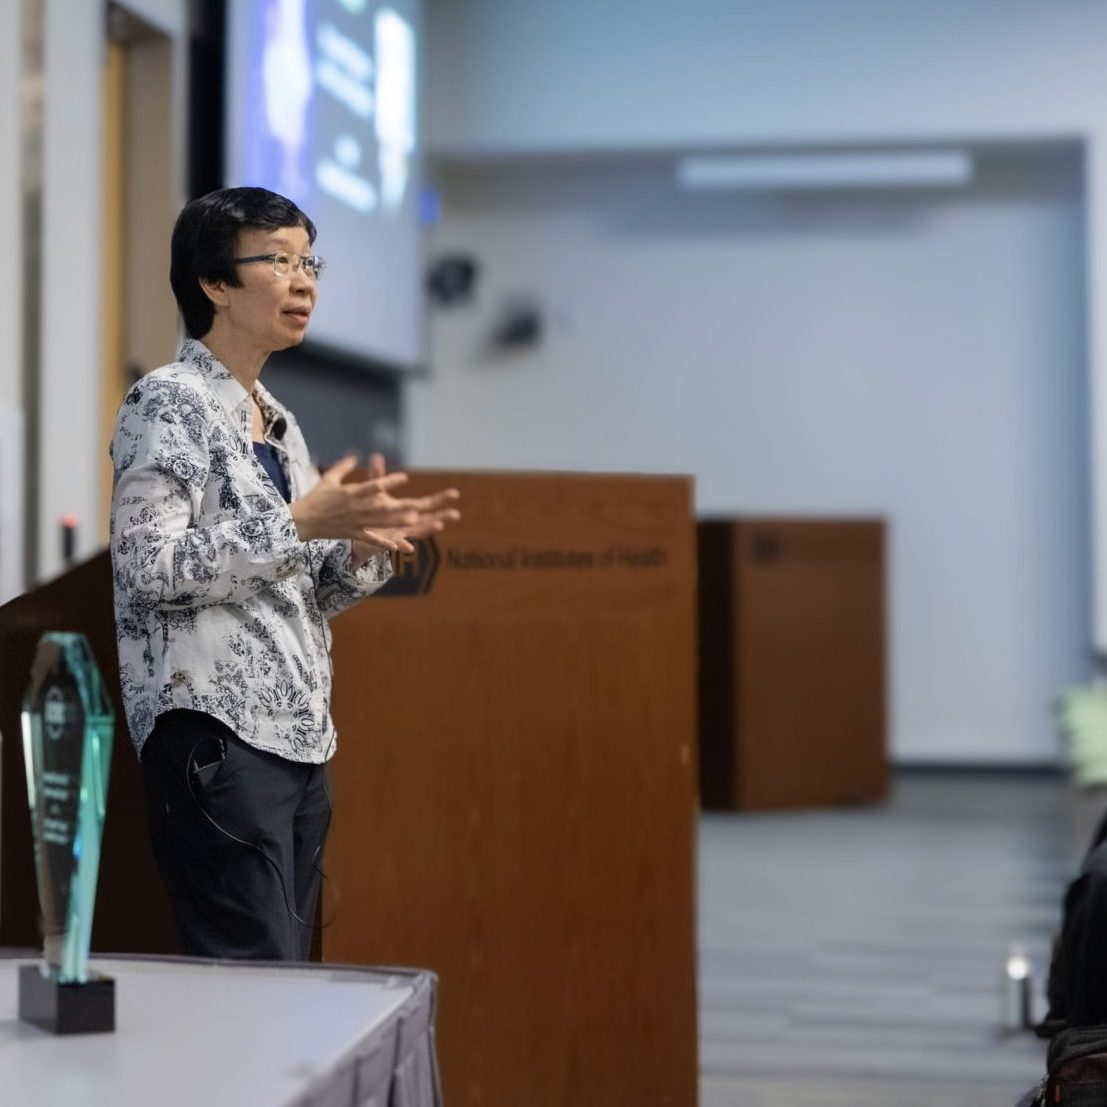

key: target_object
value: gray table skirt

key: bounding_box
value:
[287,962,442,1107]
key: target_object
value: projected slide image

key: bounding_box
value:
[229,0,423,367]
[374,9,416,211]
[246,0,415,215]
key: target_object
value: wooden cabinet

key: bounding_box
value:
[699,518,888,811]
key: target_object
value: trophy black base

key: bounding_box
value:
[18,964,115,1035]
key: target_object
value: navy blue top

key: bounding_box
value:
[252,442,291,504]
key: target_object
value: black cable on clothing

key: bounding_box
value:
[185,732,335,932]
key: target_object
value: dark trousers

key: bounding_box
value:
[141,709,331,961]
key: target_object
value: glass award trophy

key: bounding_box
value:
[18,632,115,1034]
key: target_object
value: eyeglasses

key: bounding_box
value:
[232,252,327,280]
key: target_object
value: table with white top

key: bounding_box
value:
[0,954,441,1107]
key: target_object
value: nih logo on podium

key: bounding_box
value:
[375,538,440,597]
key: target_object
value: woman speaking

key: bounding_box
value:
[109,186,459,960]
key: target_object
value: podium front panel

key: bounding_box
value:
[325,471,697,1107]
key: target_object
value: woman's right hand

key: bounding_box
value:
[289,456,461,553]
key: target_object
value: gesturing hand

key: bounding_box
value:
[291,453,461,556]
[353,453,461,556]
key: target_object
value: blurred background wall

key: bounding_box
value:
[0,1,23,606]
[0,0,188,592]
[4,0,1107,765]
[410,0,1107,763]
[414,151,1089,764]
[421,0,1105,152]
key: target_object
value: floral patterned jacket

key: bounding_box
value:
[109,338,391,762]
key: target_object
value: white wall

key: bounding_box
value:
[425,0,1105,154]
[0,0,20,415]
[421,0,1107,664]
[0,0,24,603]
[29,0,188,584]
[124,0,185,34]
[410,150,1090,763]
[36,0,105,581]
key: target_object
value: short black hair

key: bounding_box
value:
[170,186,317,339]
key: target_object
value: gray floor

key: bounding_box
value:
[697,774,1098,1107]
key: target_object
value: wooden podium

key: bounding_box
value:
[325,471,698,1107]
[0,470,698,1107]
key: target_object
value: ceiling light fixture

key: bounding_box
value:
[676,150,974,191]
